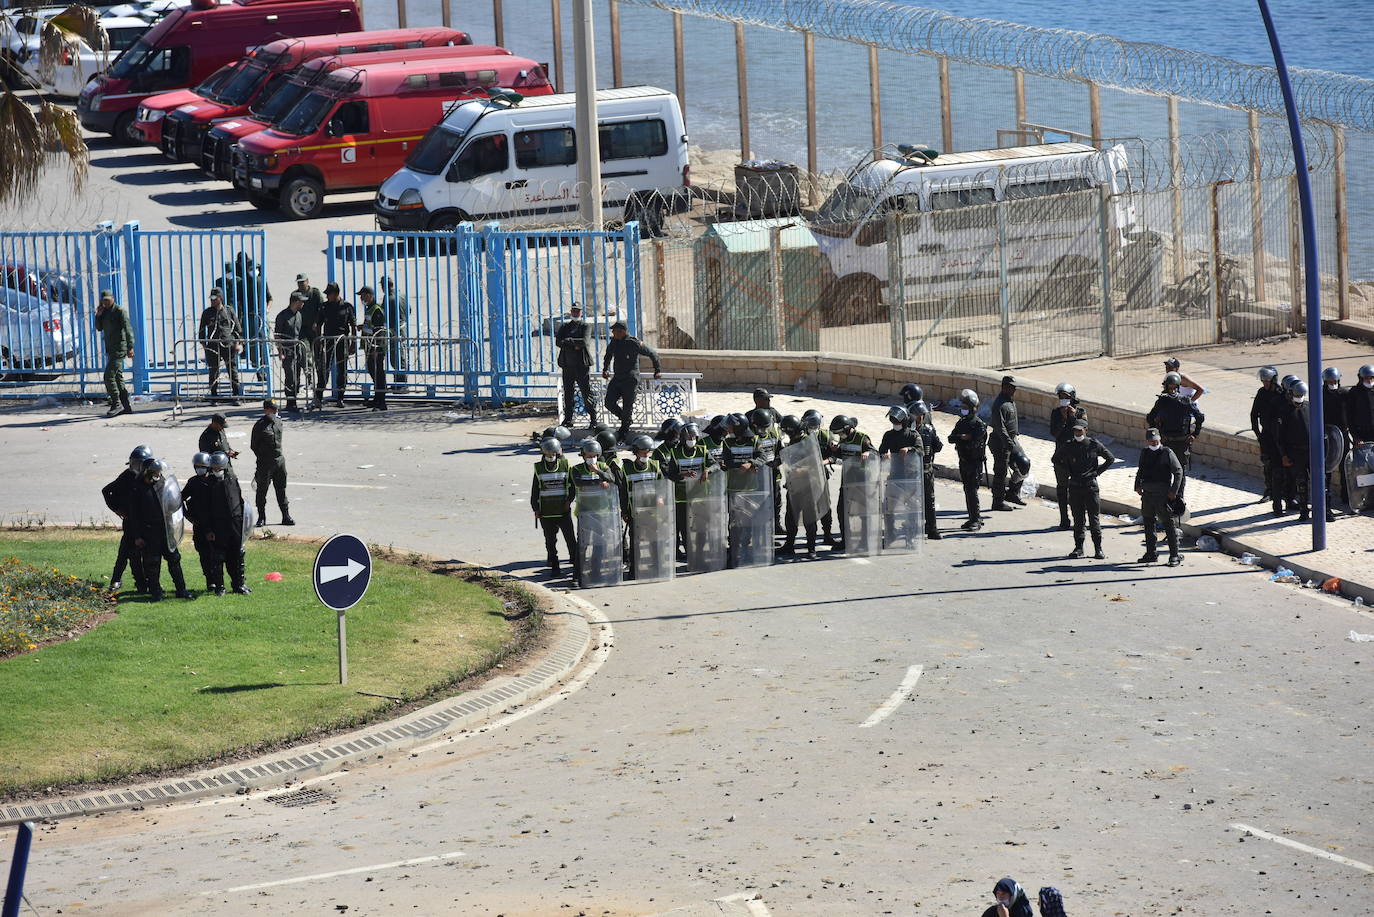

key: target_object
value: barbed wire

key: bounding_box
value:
[626,0,1374,132]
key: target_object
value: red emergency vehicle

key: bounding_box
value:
[77,0,361,144]
[232,54,552,218]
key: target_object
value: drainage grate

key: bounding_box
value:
[264,787,332,808]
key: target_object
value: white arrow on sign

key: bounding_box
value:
[319,557,366,584]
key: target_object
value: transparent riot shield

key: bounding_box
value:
[840,452,882,556]
[1347,443,1374,511]
[728,465,775,569]
[883,451,924,554]
[1324,425,1348,475]
[577,485,624,587]
[159,473,185,548]
[781,436,828,527]
[241,503,255,548]
[683,470,727,574]
[630,478,675,582]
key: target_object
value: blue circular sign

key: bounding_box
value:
[313,533,372,611]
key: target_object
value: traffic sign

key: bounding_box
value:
[313,534,371,611]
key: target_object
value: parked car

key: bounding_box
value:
[0,265,79,376]
[16,14,149,96]
[0,5,67,88]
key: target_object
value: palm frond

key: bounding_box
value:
[39,5,108,84]
[0,89,90,206]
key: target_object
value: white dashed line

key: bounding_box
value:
[719,891,774,916]
[205,851,465,894]
[1231,824,1374,874]
[858,664,924,728]
[292,481,388,489]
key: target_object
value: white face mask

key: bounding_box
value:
[1326,381,1339,389]
[1293,395,1307,404]
[1059,398,1071,407]
[1073,433,1086,442]
[959,408,970,416]
[683,436,696,448]
[1147,442,1162,451]
[1363,378,1374,388]
[211,469,225,479]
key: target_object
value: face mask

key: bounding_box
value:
[892,422,903,430]
[1363,378,1374,388]
[1059,398,1071,407]
[1326,381,1339,389]
[683,437,696,448]
[1148,443,1161,451]
[211,469,224,479]
[960,408,970,416]
[1073,433,1086,442]
[1293,395,1307,404]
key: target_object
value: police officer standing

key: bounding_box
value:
[205,452,250,595]
[601,321,662,443]
[1349,365,1374,508]
[102,444,153,592]
[556,302,597,428]
[358,285,389,411]
[95,289,134,417]
[988,375,1024,511]
[198,413,239,477]
[197,287,242,404]
[1322,366,1349,520]
[1135,428,1184,567]
[1145,371,1204,510]
[1275,380,1313,522]
[530,437,576,576]
[908,401,943,540]
[664,420,716,557]
[319,281,356,408]
[293,273,326,409]
[274,292,305,412]
[381,277,409,392]
[948,389,988,531]
[1058,419,1116,559]
[251,399,294,526]
[1049,382,1086,530]
[129,459,196,601]
[182,451,216,590]
[1249,366,1284,503]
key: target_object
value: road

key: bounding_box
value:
[1,404,1371,916]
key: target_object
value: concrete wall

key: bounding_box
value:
[661,350,1262,477]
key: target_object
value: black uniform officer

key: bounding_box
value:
[128,459,196,601]
[751,388,782,426]
[878,405,920,545]
[292,273,327,409]
[1135,428,1184,566]
[182,451,216,589]
[250,399,294,526]
[1145,371,1204,510]
[988,375,1024,511]
[908,401,943,539]
[1249,366,1284,502]
[1049,381,1087,531]
[274,292,306,412]
[601,321,662,442]
[1058,420,1116,559]
[530,437,576,576]
[198,413,239,478]
[1321,366,1349,520]
[1350,365,1374,512]
[319,281,356,407]
[204,452,250,595]
[102,444,153,592]
[197,287,242,403]
[1275,380,1313,521]
[555,302,597,427]
[948,389,988,531]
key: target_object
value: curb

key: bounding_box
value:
[1,579,599,827]
[925,463,1374,604]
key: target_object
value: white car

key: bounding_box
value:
[16,13,149,96]
[0,267,79,377]
[0,6,67,88]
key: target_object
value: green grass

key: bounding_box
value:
[0,557,116,655]
[0,531,532,796]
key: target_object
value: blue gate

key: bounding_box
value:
[326,222,641,404]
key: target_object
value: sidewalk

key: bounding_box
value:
[693,335,1374,603]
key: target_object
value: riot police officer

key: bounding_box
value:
[663,421,716,559]
[102,444,153,592]
[827,414,875,552]
[653,416,684,465]
[129,459,196,601]
[205,452,250,595]
[988,375,1024,511]
[1275,380,1313,521]
[1049,381,1086,531]
[801,409,838,545]
[595,429,624,487]
[530,437,576,576]
[948,389,988,531]
[1145,371,1204,511]
[748,407,784,532]
[701,415,728,466]
[1322,366,1349,520]
[1058,420,1116,559]
[1249,366,1284,503]
[182,451,216,590]
[1135,428,1184,566]
[571,439,620,587]
[908,401,943,540]
[621,434,667,579]
[878,406,920,545]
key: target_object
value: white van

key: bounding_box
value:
[810,142,1138,324]
[17,14,149,96]
[374,85,688,235]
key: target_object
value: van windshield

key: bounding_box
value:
[250,74,305,120]
[274,90,335,136]
[818,184,877,225]
[108,38,154,79]
[192,64,235,100]
[214,59,270,106]
[406,125,466,175]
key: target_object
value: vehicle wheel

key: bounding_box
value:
[247,192,278,211]
[112,111,140,146]
[280,176,325,220]
[427,211,467,233]
[820,274,883,327]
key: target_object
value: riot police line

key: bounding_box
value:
[101,447,255,601]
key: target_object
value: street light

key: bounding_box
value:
[572,0,603,230]
[1256,0,1324,550]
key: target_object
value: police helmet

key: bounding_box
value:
[887,405,909,426]
[1322,366,1342,384]
[208,452,230,470]
[1280,373,1300,393]
[540,437,562,457]
[959,389,980,411]
[657,417,683,441]
[828,415,851,434]
[580,438,602,457]
[1163,371,1182,388]
[1164,357,1181,370]
[801,411,823,431]
[704,416,728,441]
[629,434,655,453]
[1055,381,1077,399]
[192,451,212,474]
[1290,380,1309,399]
[128,444,153,472]
[899,382,924,404]
[1359,364,1374,380]
[681,422,702,441]
[142,457,164,480]
[801,408,822,423]
[595,430,619,454]
[779,414,802,437]
[909,400,930,420]
[746,408,772,434]
[726,412,751,435]
[591,421,612,436]
[1257,366,1278,383]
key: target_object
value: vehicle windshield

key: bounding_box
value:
[273,90,335,135]
[250,74,306,120]
[192,64,235,100]
[214,59,269,106]
[108,37,154,79]
[107,27,145,53]
[405,125,466,175]
[817,183,877,224]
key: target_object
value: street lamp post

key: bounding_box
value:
[573,0,602,230]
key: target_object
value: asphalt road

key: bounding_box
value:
[1,403,1371,916]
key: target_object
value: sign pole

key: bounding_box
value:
[337,609,348,685]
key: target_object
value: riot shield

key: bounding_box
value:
[728,465,774,569]
[1347,443,1374,511]
[883,451,924,553]
[159,473,185,548]
[630,478,675,582]
[683,470,727,574]
[780,436,828,527]
[242,503,255,548]
[1324,425,1348,475]
[840,452,881,556]
[577,486,624,587]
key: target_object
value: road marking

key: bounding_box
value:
[850,557,872,565]
[1231,824,1374,874]
[293,481,387,490]
[718,892,773,916]
[205,851,465,894]
[859,664,924,728]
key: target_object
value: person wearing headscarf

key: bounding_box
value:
[979,878,1034,917]
[1038,887,1067,917]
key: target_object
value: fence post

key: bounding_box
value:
[1332,123,1350,320]
[1013,68,1025,130]
[1209,181,1225,344]
[1087,79,1101,142]
[1247,109,1267,304]
[609,0,622,88]
[653,237,668,344]
[1099,185,1115,356]
[768,225,785,350]
[803,31,817,204]
[673,12,685,116]
[623,221,642,339]
[456,224,481,404]
[482,222,507,404]
[886,212,906,360]
[735,22,750,160]
[550,0,563,92]
[1288,174,1304,334]
[395,0,406,29]
[2,821,34,917]
[938,55,953,153]
[492,0,504,47]
[867,45,881,152]
[441,0,450,28]
[119,221,149,395]
[1167,95,1185,284]
[996,201,1011,367]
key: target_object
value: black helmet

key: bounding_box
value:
[886,405,909,426]
[829,415,851,434]
[681,422,702,441]
[595,430,619,454]
[801,411,823,431]
[629,433,655,453]
[746,408,772,434]
[899,382,923,404]
[543,424,572,442]
[1290,380,1309,400]
[909,400,930,420]
[580,438,602,457]
[656,417,683,441]
[128,444,153,472]
[208,452,230,470]
[1163,372,1182,388]
[726,412,751,436]
[704,415,728,440]
[779,414,802,437]
[1279,373,1300,393]
[540,438,562,457]
[1322,367,1341,385]
[1257,366,1278,383]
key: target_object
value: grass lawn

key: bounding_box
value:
[0,530,532,797]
